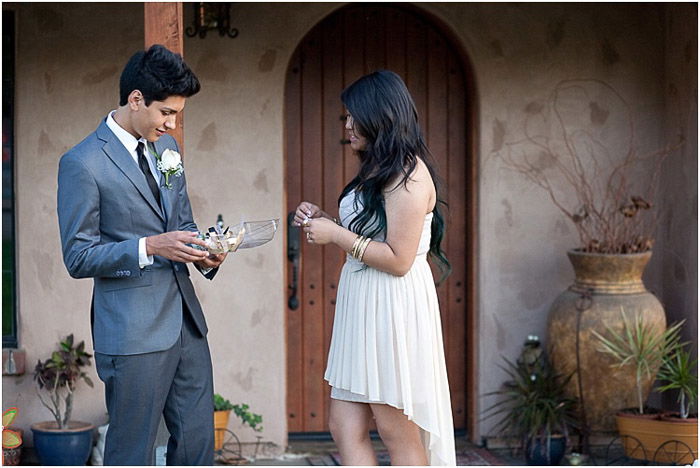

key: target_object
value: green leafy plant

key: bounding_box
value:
[483,354,578,452]
[657,345,698,419]
[33,334,93,429]
[213,394,263,432]
[214,393,235,411]
[592,309,684,414]
[232,404,263,433]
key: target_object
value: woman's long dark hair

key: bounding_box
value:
[339,70,451,281]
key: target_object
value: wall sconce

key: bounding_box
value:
[186,3,239,38]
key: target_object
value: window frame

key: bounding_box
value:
[3,9,18,349]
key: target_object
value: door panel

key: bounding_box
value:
[285,4,470,433]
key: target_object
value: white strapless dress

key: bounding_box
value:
[324,191,456,466]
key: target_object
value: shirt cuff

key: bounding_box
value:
[139,237,154,268]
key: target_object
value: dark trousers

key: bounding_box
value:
[95,310,214,465]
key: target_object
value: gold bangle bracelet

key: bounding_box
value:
[351,235,364,259]
[355,236,367,259]
[353,236,367,259]
[357,237,372,262]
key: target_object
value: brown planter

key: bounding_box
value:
[616,413,698,464]
[214,410,231,451]
[660,411,698,423]
[547,250,666,432]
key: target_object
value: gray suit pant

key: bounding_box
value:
[95,311,214,465]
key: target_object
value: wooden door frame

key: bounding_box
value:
[283,3,481,442]
[143,2,185,153]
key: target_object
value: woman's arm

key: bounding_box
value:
[306,162,435,276]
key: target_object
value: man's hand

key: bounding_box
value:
[146,231,209,263]
[195,252,227,270]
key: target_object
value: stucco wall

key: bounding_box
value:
[655,3,698,409]
[2,1,145,446]
[659,3,698,352]
[2,1,696,450]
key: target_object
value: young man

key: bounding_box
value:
[57,44,225,465]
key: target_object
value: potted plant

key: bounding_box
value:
[592,311,684,415]
[499,79,683,441]
[3,408,23,466]
[654,344,698,464]
[213,393,234,451]
[31,334,95,466]
[593,312,696,464]
[657,344,698,420]
[213,394,263,453]
[483,354,578,465]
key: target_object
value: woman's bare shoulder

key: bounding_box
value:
[385,158,435,211]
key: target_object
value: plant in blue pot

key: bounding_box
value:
[483,352,578,465]
[31,334,95,466]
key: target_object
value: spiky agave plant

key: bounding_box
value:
[483,354,578,457]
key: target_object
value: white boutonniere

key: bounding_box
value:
[148,146,183,189]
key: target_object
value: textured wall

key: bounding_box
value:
[655,3,698,410]
[659,3,698,352]
[2,1,144,446]
[2,2,696,450]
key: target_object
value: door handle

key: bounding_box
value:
[287,211,301,310]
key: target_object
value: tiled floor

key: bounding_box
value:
[218,436,656,466]
[20,433,667,465]
[228,437,518,466]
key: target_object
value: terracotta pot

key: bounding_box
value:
[616,413,698,464]
[214,410,231,451]
[660,411,698,422]
[547,250,666,432]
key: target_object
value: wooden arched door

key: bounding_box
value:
[285,4,473,434]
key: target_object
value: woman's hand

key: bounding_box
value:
[195,252,227,270]
[293,201,327,227]
[303,217,341,245]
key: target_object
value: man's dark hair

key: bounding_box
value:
[119,44,200,106]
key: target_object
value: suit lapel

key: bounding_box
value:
[97,121,165,223]
[150,140,174,227]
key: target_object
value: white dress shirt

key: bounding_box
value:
[105,111,158,269]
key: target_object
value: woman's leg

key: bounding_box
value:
[370,403,428,466]
[329,399,377,466]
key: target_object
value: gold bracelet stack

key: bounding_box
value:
[350,235,372,262]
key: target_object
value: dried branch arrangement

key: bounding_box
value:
[501,79,683,254]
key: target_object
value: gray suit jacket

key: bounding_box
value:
[58,119,213,355]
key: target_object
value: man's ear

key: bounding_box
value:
[127,90,144,111]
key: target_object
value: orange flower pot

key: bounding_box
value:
[616,413,698,464]
[214,410,231,451]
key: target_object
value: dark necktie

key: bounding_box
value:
[137,142,161,206]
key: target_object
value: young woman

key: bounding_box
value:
[294,70,455,466]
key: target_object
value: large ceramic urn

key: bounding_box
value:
[547,250,666,432]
